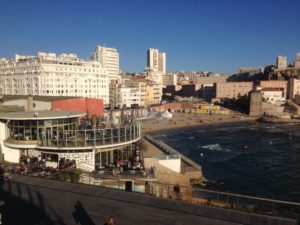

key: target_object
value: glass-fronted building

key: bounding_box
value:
[0,110,141,171]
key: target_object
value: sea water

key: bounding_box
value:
[150,122,300,202]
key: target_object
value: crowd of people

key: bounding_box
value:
[58,158,76,170]
[4,155,77,177]
[105,142,156,178]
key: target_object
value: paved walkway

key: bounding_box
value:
[0,175,296,225]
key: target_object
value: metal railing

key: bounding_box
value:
[6,122,141,149]
[192,187,300,221]
[5,166,300,222]
[75,172,300,221]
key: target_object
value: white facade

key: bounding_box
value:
[116,85,140,108]
[159,156,181,173]
[145,69,163,85]
[0,121,20,163]
[0,52,110,104]
[277,55,287,69]
[91,45,120,80]
[295,52,300,69]
[288,78,300,99]
[261,90,285,106]
[162,73,177,87]
[147,48,166,75]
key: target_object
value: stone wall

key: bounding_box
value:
[59,151,94,167]
[250,91,284,116]
[261,101,284,115]
[142,138,203,186]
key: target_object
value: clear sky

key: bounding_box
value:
[0,0,299,73]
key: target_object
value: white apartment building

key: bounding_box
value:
[147,48,166,75]
[91,45,120,80]
[125,78,147,107]
[144,69,163,85]
[277,56,287,69]
[124,78,162,107]
[0,52,110,104]
[162,73,177,87]
[116,85,140,108]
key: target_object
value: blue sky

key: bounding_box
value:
[0,0,299,73]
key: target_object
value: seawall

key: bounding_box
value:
[141,136,204,187]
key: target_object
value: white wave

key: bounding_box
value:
[189,136,195,139]
[266,126,276,129]
[197,130,205,133]
[248,127,258,130]
[201,143,223,151]
[200,143,231,152]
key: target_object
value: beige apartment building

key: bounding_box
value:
[259,80,288,98]
[129,77,162,106]
[162,73,177,87]
[181,83,202,97]
[288,78,300,100]
[144,69,163,85]
[215,82,254,99]
[125,78,147,107]
[164,85,182,96]
[295,53,300,69]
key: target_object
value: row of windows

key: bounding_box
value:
[53,67,105,73]
[43,85,107,89]
[43,78,107,83]
[0,66,39,73]
[0,64,107,74]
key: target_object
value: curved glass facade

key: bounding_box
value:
[5,117,140,149]
[7,118,78,142]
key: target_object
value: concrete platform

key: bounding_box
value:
[0,175,297,225]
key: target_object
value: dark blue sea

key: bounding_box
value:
[150,122,300,202]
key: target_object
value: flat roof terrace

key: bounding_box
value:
[0,110,85,120]
[1,175,297,225]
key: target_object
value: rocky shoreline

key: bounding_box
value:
[257,116,300,124]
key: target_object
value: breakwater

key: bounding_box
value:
[144,134,202,171]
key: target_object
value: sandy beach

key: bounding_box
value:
[141,112,257,134]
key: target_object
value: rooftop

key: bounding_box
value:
[2,95,80,102]
[261,88,283,92]
[0,110,85,120]
[1,174,296,225]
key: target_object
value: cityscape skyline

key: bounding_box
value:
[0,0,300,73]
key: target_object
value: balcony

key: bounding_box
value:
[5,139,38,148]
[5,122,141,150]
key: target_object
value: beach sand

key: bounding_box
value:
[141,112,257,134]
